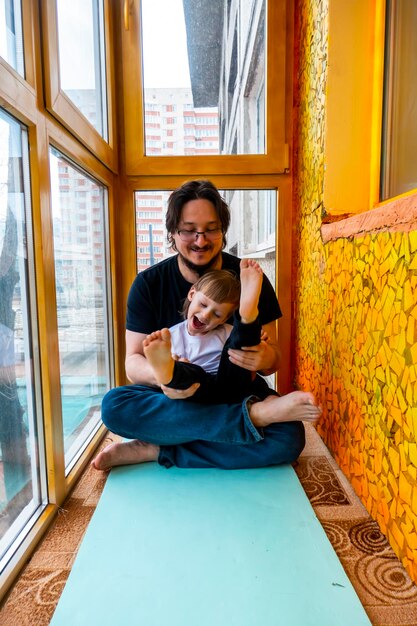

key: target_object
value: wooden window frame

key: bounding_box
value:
[0,0,38,120]
[121,0,288,176]
[41,0,118,171]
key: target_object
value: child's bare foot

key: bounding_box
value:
[249,390,321,427]
[91,439,159,471]
[239,259,263,323]
[143,328,175,385]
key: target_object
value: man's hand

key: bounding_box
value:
[161,382,200,399]
[227,321,280,375]
[227,340,271,372]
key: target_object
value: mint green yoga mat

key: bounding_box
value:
[51,464,371,625]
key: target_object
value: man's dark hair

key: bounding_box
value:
[165,180,231,250]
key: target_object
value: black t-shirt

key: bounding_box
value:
[126,252,282,334]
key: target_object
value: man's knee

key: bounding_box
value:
[285,420,306,462]
[265,420,306,464]
[100,386,126,430]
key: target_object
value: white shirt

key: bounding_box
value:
[170,320,232,375]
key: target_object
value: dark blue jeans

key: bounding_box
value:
[101,385,305,469]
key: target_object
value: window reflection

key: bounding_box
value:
[56,0,108,139]
[140,0,266,156]
[50,148,111,469]
[0,0,24,75]
[0,108,45,566]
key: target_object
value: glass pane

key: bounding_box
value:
[0,108,45,567]
[381,0,417,199]
[0,0,24,75]
[141,0,266,156]
[135,190,172,270]
[135,189,276,286]
[56,0,108,140]
[49,148,111,469]
[223,189,276,285]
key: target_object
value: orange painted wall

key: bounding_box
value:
[293,0,417,582]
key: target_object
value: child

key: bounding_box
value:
[143,259,277,404]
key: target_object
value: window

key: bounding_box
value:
[122,0,287,174]
[0,0,24,75]
[56,0,107,137]
[42,0,116,170]
[49,148,112,471]
[380,0,417,200]
[0,109,47,570]
[140,0,265,158]
[225,189,276,273]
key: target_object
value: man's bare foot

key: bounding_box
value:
[249,391,321,428]
[143,328,175,385]
[239,259,263,324]
[91,439,160,471]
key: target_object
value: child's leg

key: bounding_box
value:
[143,329,176,385]
[239,258,263,325]
[216,259,265,400]
[216,315,262,386]
[143,328,216,396]
[219,258,264,360]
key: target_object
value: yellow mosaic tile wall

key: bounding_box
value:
[293,0,417,583]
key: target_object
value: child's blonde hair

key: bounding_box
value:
[182,270,240,317]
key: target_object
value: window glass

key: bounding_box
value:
[0,108,45,567]
[225,189,276,285]
[381,0,417,199]
[140,0,266,156]
[0,0,24,75]
[56,0,108,140]
[134,188,276,286]
[135,190,171,270]
[49,148,111,470]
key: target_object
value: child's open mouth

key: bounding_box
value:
[192,315,206,330]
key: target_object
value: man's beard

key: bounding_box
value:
[178,250,222,277]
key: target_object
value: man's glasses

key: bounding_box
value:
[176,228,223,242]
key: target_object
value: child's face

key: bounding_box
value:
[186,288,234,335]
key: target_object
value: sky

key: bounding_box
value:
[56,0,191,91]
[141,0,191,88]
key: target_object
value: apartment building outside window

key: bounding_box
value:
[49,148,112,470]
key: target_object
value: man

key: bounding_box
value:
[93,180,320,471]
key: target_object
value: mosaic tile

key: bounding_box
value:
[294,0,417,587]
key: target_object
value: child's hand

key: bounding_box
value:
[260,330,269,342]
[172,353,190,363]
[161,382,200,399]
